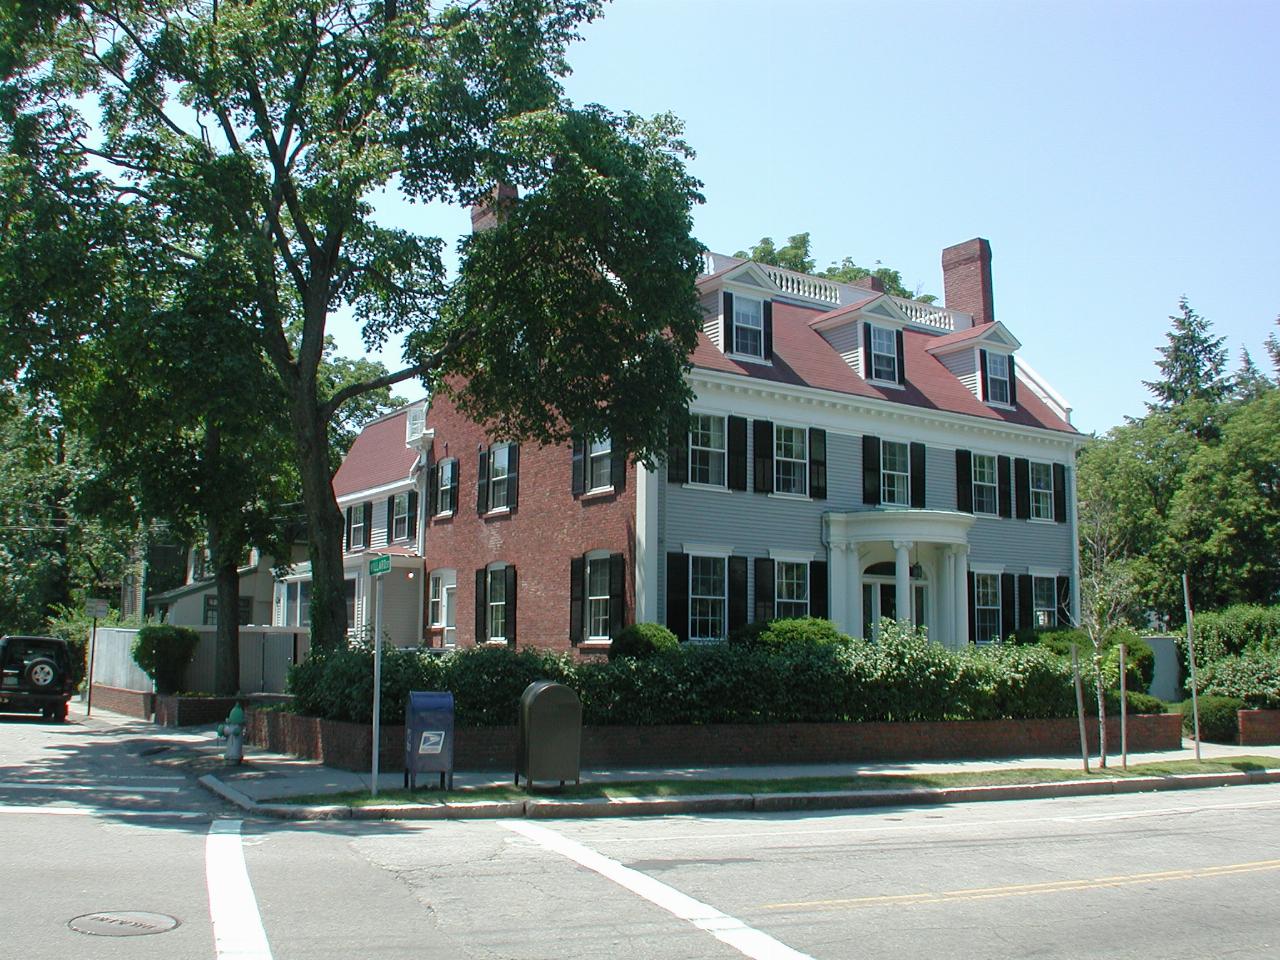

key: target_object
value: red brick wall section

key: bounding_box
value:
[1238,709,1280,746]
[90,684,154,720]
[246,710,1183,773]
[154,695,243,728]
[424,391,636,655]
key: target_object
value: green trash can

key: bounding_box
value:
[516,680,582,788]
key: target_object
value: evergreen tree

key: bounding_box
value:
[1144,297,1230,409]
[1265,315,1280,378]
[1232,347,1273,402]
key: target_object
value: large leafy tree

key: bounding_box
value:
[2,1,704,648]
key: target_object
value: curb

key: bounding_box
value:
[198,768,1280,822]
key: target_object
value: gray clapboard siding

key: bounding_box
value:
[940,348,980,398]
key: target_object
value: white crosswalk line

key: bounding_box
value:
[206,819,274,960]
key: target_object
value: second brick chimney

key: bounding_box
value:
[941,238,994,325]
[470,183,518,234]
[852,275,885,293]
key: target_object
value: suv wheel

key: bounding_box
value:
[25,657,60,689]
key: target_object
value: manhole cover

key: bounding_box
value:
[68,912,180,937]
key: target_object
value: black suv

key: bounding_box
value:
[0,635,74,722]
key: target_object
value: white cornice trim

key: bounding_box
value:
[336,478,416,505]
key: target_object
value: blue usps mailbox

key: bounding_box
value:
[404,691,455,790]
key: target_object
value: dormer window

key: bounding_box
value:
[862,322,904,386]
[733,295,764,357]
[986,352,1011,405]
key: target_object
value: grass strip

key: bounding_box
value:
[271,756,1280,808]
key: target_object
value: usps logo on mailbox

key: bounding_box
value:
[418,731,445,755]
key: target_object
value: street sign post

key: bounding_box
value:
[369,555,389,796]
[85,598,109,717]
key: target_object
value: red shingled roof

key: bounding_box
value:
[692,301,1075,434]
[332,409,420,498]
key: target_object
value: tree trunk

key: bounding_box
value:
[212,559,241,696]
[291,392,348,650]
[1093,647,1108,769]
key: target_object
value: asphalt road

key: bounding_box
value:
[2,710,1278,960]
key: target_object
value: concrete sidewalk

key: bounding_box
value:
[73,702,1280,821]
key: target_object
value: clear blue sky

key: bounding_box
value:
[340,0,1279,436]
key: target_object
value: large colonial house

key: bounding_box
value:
[298,231,1085,653]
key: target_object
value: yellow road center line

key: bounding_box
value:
[763,859,1280,911]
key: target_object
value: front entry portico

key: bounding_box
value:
[824,509,976,648]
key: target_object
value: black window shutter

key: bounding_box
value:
[728,556,748,636]
[362,502,372,546]
[810,561,829,619]
[1056,576,1072,626]
[998,456,1013,518]
[967,572,976,644]
[1014,458,1030,520]
[723,291,735,352]
[1008,354,1019,406]
[762,300,773,359]
[427,457,439,516]
[505,565,517,646]
[754,557,775,623]
[569,556,584,645]
[1053,463,1067,523]
[476,447,490,514]
[386,495,395,539]
[862,435,881,505]
[666,552,689,642]
[910,442,926,508]
[1000,573,1016,641]
[571,437,585,496]
[507,444,519,512]
[895,329,905,385]
[668,424,688,484]
[809,428,827,500]
[474,568,487,643]
[611,447,626,493]
[955,449,973,513]
[753,419,774,493]
[1017,575,1034,633]
[449,460,460,515]
[862,323,873,378]
[609,552,626,638]
[345,506,353,551]
[408,490,418,538]
[727,416,748,491]
[979,349,990,401]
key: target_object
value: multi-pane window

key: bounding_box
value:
[487,568,507,642]
[974,573,1002,644]
[774,426,808,495]
[429,575,443,626]
[987,352,1011,404]
[392,492,410,541]
[1029,462,1054,520]
[972,454,998,515]
[733,296,764,357]
[1033,576,1058,628]
[489,445,512,510]
[437,459,457,515]
[775,561,809,619]
[881,440,910,506]
[689,555,726,641]
[587,437,612,491]
[870,325,898,382]
[689,414,726,487]
[586,557,611,641]
[349,507,366,550]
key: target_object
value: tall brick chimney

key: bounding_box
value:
[941,238,994,325]
[470,183,518,233]
[852,275,885,293]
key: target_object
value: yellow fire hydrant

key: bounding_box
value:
[217,704,245,764]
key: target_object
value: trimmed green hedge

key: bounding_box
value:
[1190,604,1280,664]
[1198,650,1280,709]
[131,624,200,695]
[288,625,1084,727]
[1028,627,1155,693]
[609,623,680,661]
[1181,695,1245,743]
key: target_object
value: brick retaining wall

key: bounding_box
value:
[154,695,242,728]
[246,709,1183,773]
[90,684,154,720]
[1238,709,1280,746]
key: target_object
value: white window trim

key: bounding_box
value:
[586,437,613,493]
[436,459,457,516]
[985,351,1013,407]
[488,444,513,511]
[880,438,911,507]
[1029,460,1055,522]
[485,562,509,644]
[392,492,410,541]
[688,413,728,489]
[730,294,765,359]
[969,563,1005,575]
[769,548,815,563]
[428,574,444,627]
[584,550,613,643]
[973,571,1002,644]
[773,422,809,497]
[688,553,728,642]
[971,452,999,517]
[774,559,810,620]
[867,323,899,385]
[1032,575,1059,627]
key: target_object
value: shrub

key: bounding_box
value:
[1198,650,1280,710]
[726,621,770,646]
[1124,692,1167,714]
[1191,604,1280,664]
[731,617,848,650]
[608,623,680,661]
[131,624,200,694]
[1181,695,1245,742]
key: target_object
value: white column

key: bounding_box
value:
[893,541,912,624]
[953,544,970,646]
[849,545,864,639]
[634,463,660,623]
[940,548,955,648]
[828,542,848,635]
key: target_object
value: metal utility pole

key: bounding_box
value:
[1183,572,1202,762]
[1072,644,1090,773]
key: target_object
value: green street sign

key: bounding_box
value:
[369,555,391,576]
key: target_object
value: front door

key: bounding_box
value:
[443,585,457,648]
[863,579,927,640]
